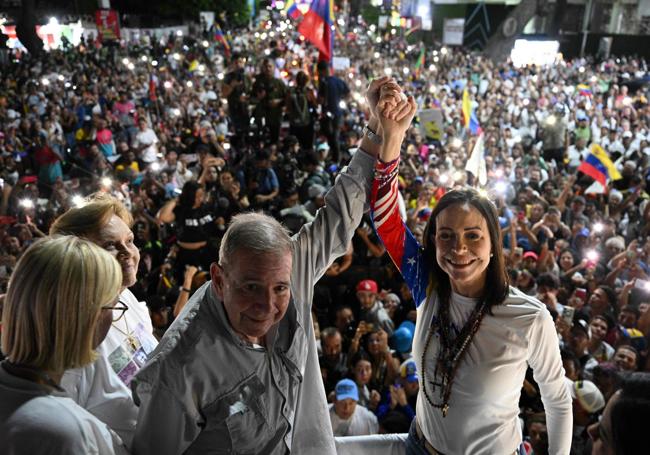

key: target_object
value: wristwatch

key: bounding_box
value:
[363,124,383,145]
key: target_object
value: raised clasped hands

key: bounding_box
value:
[377,81,417,139]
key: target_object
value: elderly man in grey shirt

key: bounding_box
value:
[131,77,407,455]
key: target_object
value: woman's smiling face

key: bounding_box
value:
[434,203,492,298]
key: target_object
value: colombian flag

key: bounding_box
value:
[578,144,622,186]
[298,0,334,62]
[285,0,302,19]
[462,88,482,135]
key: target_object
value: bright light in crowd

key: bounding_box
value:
[150,162,161,172]
[202,40,209,48]
[254,32,260,38]
[477,187,489,198]
[101,177,112,188]
[428,85,436,94]
[186,81,193,88]
[127,62,135,71]
[384,67,393,76]
[439,174,449,184]
[593,222,604,233]
[152,60,158,67]
[64,82,71,88]
[49,17,59,26]
[223,143,231,150]
[514,135,522,143]
[451,138,463,149]
[495,169,504,178]
[57,74,65,81]
[339,100,347,110]
[41,78,50,86]
[390,29,396,35]
[355,80,362,87]
[579,66,585,73]
[546,116,556,126]
[586,250,599,262]
[374,52,380,59]
[403,67,409,75]
[552,86,559,93]
[217,73,224,80]
[440,47,448,55]
[523,98,530,106]
[173,53,181,61]
[71,195,85,208]
[276,1,285,8]
[171,108,181,117]
[590,75,597,82]
[428,64,435,71]
[198,64,205,72]
[19,198,34,209]
[164,80,173,89]
[348,72,354,79]
[176,30,183,36]
[264,49,271,55]
[433,56,439,63]
[141,55,148,62]
[495,181,507,194]
[122,57,129,65]
[376,37,382,44]
[261,32,268,40]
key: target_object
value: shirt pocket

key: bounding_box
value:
[200,374,269,454]
[281,324,308,381]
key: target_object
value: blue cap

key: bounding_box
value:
[335,379,359,401]
[392,327,413,353]
[400,359,418,383]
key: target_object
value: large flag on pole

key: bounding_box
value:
[465,133,487,186]
[462,88,482,135]
[577,144,622,187]
[214,23,231,58]
[297,0,334,62]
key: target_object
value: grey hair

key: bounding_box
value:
[218,212,292,268]
[321,327,341,339]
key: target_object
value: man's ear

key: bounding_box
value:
[211,262,225,299]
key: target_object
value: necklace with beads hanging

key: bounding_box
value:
[421,296,489,417]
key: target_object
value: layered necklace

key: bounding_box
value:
[420,296,489,417]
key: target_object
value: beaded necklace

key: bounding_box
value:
[420,296,489,417]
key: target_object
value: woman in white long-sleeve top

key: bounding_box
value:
[369,85,572,454]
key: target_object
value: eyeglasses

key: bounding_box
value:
[103,300,129,322]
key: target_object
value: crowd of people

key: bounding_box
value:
[1,9,650,454]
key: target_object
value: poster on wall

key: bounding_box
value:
[95,9,120,42]
[443,18,465,46]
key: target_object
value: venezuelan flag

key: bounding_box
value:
[578,144,622,186]
[214,24,231,58]
[298,0,334,62]
[462,88,481,135]
[285,0,302,19]
[577,83,593,97]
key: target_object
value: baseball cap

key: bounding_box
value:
[523,251,539,261]
[392,327,413,353]
[572,319,591,340]
[335,379,359,401]
[356,279,378,293]
[570,380,605,413]
[399,359,418,383]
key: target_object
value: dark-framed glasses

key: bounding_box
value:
[103,300,129,322]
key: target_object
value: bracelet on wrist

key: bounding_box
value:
[181,287,191,293]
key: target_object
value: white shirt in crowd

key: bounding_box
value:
[133,127,159,163]
[328,403,378,437]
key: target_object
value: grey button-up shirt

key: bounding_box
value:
[132,149,375,455]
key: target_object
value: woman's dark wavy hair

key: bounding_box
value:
[422,188,510,314]
[179,180,201,209]
[610,372,650,455]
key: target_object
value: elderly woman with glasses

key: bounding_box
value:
[0,236,128,454]
[53,193,158,449]
[370,85,572,454]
